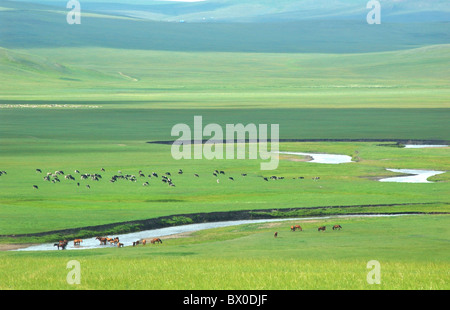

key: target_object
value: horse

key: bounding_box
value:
[318,226,326,232]
[274,232,278,238]
[54,240,68,250]
[133,240,140,246]
[117,242,124,248]
[295,225,302,231]
[150,238,162,244]
[291,226,296,231]
[73,239,83,246]
[142,239,147,246]
[96,237,107,245]
[332,225,342,230]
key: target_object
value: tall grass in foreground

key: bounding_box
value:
[0,257,447,290]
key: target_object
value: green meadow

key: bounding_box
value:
[1,215,448,290]
[0,0,449,290]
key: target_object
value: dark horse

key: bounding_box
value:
[318,226,326,232]
[54,240,68,250]
[332,225,342,230]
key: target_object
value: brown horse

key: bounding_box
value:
[142,239,147,246]
[150,238,162,244]
[332,225,342,230]
[96,237,107,245]
[294,225,302,231]
[73,239,83,246]
[274,232,278,238]
[117,242,124,248]
[318,226,326,232]
[290,226,296,231]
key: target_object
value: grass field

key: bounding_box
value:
[0,215,448,290]
[0,0,449,291]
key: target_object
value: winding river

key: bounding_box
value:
[277,151,353,164]
[379,169,445,183]
[14,214,408,252]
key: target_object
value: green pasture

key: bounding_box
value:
[0,215,448,290]
[0,4,449,290]
[0,138,448,238]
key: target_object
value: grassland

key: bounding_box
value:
[0,215,448,290]
[0,0,448,290]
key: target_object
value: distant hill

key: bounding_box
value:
[7,0,450,23]
[0,0,449,53]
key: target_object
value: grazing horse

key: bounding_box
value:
[117,242,124,248]
[318,226,326,232]
[332,225,342,230]
[295,225,302,231]
[274,232,278,238]
[133,241,140,246]
[142,239,147,246]
[73,239,83,246]
[150,238,162,244]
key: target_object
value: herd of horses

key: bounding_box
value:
[274,224,342,237]
[53,236,163,250]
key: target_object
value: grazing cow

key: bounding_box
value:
[33,185,38,190]
[241,174,247,176]
[318,226,326,232]
[229,177,234,181]
[36,169,42,173]
[274,232,278,238]
[143,182,149,186]
[150,238,162,244]
[86,185,90,189]
[220,171,225,175]
[332,225,342,231]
